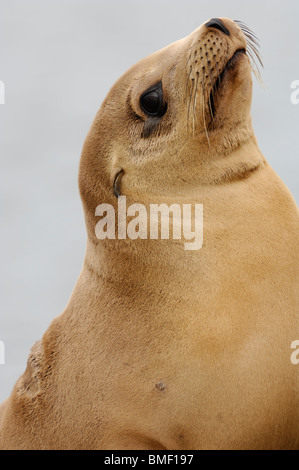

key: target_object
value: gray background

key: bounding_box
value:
[0,0,298,402]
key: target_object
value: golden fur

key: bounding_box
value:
[0,18,298,450]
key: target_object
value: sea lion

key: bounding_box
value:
[0,17,298,450]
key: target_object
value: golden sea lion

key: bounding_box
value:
[0,17,298,450]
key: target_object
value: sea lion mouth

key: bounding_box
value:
[209,49,246,118]
[186,21,263,141]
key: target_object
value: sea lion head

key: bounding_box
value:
[79,18,264,240]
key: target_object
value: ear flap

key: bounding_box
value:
[113,170,124,198]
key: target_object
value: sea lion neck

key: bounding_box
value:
[82,235,195,302]
[80,133,266,305]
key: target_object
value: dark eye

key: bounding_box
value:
[140,82,167,117]
[141,90,160,115]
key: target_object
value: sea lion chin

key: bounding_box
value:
[0,18,298,451]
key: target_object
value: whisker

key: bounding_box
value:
[234,21,262,53]
[187,78,195,129]
[246,40,263,67]
[247,49,264,86]
[193,72,200,136]
[186,66,193,101]
[242,30,261,52]
[204,45,215,120]
[246,43,263,70]
[243,31,260,48]
[234,20,260,41]
[202,72,211,147]
[234,20,264,87]
[237,22,259,38]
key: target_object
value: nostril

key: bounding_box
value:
[205,18,230,37]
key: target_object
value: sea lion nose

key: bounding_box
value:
[205,18,230,37]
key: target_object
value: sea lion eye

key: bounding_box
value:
[141,91,160,115]
[140,82,167,117]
